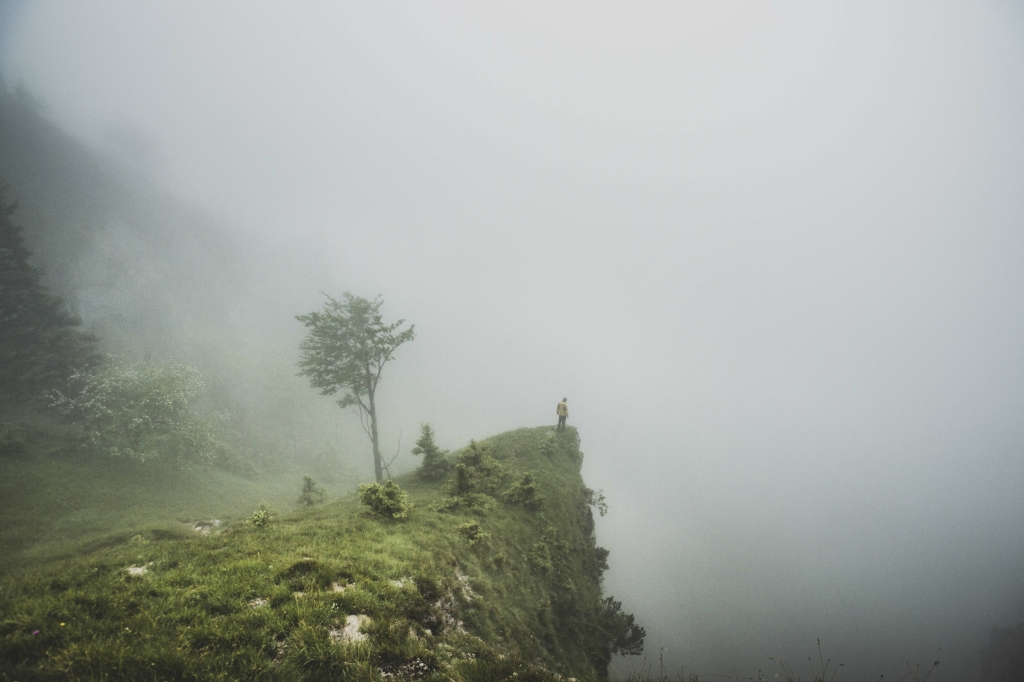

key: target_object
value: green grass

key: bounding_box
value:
[0,407,349,573]
[0,426,617,681]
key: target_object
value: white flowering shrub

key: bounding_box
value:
[50,362,217,467]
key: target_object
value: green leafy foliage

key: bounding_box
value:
[49,362,218,467]
[503,472,543,511]
[0,189,100,399]
[297,475,326,507]
[358,479,412,519]
[411,423,452,481]
[246,503,271,528]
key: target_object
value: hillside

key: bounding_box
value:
[0,426,639,681]
[0,90,358,480]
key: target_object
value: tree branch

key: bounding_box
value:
[381,431,402,480]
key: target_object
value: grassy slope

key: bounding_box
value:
[0,407,348,573]
[0,455,313,571]
[0,426,613,681]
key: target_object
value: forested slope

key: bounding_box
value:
[0,89,359,479]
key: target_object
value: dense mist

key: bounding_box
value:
[3,1,1024,678]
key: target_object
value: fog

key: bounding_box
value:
[4,1,1024,678]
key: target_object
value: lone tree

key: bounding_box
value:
[296,293,414,483]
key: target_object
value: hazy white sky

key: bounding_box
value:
[4,1,1024,677]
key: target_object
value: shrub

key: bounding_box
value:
[49,362,217,467]
[430,493,495,515]
[502,472,543,511]
[528,542,553,574]
[297,475,326,507]
[447,440,505,496]
[358,480,411,519]
[247,503,271,528]
[454,521,490,545]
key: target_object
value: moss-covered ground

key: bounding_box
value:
[0,426,617,681]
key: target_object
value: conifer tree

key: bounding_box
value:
[0,188,100,398]
[411,423,451,481]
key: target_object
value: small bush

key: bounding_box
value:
[246,503,271,528]
[454,521,490,545]
[430,493,496,515]
[297,475,326,507]
[447,440,505,496]
[528,542,553,574]
[502,472,543,511]
[358,480,411,520]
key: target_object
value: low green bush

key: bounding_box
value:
[358,479,411,519]
[431,493,496,515]
[454,521,490,545]
[503,472,543,511]
[246,503,271,528]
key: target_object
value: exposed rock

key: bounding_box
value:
[454,565,476,600]
[330,614,371,644]
[191,520,222,535]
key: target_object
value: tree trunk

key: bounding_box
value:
[368,390,384,483]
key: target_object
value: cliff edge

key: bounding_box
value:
[0,426,641,681]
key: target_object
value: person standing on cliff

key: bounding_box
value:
[556,398,568,432]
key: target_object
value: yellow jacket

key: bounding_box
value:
[556,401,568,417]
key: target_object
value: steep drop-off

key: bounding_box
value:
[0,426,637,681]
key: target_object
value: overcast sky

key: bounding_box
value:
[4,1,1024,678]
